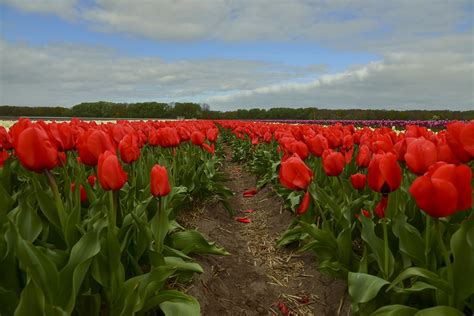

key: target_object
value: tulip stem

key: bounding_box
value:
[383,220,389,279]
[156,197,165,253]
[434,219,454,306]
[108,191,116,230]
[44,170,67,234]
[425,215,431,268]
[337,176,349,206]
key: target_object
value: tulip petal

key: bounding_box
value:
[235,217,251,223]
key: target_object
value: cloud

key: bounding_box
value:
[207,45,474,110]
[4,0,464,46]
[79,0,470,47]
[0,40,325,106]
[0,0,78,19]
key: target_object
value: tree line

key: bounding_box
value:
[0,101,472,120]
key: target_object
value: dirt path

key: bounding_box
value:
[180,153,351,315]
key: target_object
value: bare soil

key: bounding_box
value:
[179,153,351,316]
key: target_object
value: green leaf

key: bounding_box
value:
[57,221,105,313]
[392,213,425,267]
[170,230,229,256]
[414,306,464,316]
[276,225,303,248]
[336,227,352,268]
[0,286,19,316]
[451,213,474,308]
[164,257,203,273]
[116,266,177,315]
[32,180,60,229]
[348,272,389,304]
[151,202,170,253]
[16,201,42,242]
[387,267,452,294]
[314,185,342,219]
[9,223,59,303]
[15,278,45,316]
[143,290,200,316]
[371,304,418,316]
[75,294,101,316]
[360,215,394,278]
[391,281,437,294]
[299,221,338,249]
[0,182,13,218]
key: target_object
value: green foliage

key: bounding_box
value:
[1,103,473,120]
[0,141,232,315]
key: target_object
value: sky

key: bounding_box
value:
[0,0,473,111]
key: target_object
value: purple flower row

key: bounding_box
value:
[249,119,457,128]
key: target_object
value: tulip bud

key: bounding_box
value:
[150,164,171,197]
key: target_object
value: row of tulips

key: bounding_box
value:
[221,120,474,315]
[0,118,232,315]
[251,119,457,129]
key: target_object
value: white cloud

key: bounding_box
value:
[0,0,78,19]
[0,40,324,106]
[77,0,470,46]
[207,46,474,110]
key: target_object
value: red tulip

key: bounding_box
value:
[409,162,472,217]
[177,126,191,142]
[15,125,58,172]
[393,139,407,162]
[190,131,206,146]
[150,164,171,197]
[350,173,366,190]
[151,127,181,148]
[404,137,437,175]
[322,150,345,176]
[343,134,353,149]
[436,135,459,164]
[77,129,116,166]
[202,143,215,154]
[279,154,313,190]
[206,128,219,143]
[446,121,474,163]
[368,153,402,194]
[355,209,371,220]
[297,191,311,215]
[97,151,128,191]
[9,118,31,148]
[118,134,140,164]
[263,131,272,143]
[0,126,13,150]
[71,183,87,203]
[57,151,67,166]
[305,134,328,157]
[356,145,371,167]
[88,174,96,187]
[289,141,309,160]
[0,150,9,167]
[48,122,76,151]
[375,196,388,219]
[343,147,354,164]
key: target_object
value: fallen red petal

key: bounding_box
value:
[243,188,258,197]
[235,217,251,223]
[277,302,289,315]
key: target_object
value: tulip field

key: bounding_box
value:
[0,118,473,315]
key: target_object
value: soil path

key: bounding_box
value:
[180,151,351,315]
